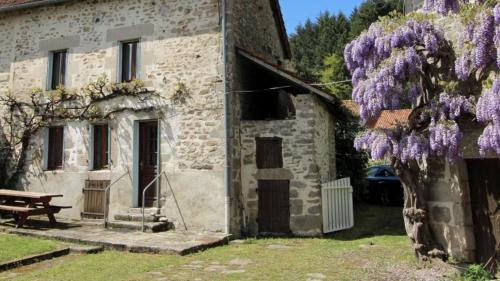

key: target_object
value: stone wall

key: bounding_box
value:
[240,95,333,236]
[225,0,292,234]
[1,0,228,232]
[314,98,336,181]
[425,160,476,262]
[425,125,498,262]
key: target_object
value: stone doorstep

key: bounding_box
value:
[0,248,70,272]
[126,208,160,215]
[114,213,161,223]
[107,220,171,233]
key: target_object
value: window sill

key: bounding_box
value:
[90,169,111,172]
[43,169,65,174]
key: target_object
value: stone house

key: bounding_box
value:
[346,103,499,266]
[403,0,499,268]
[0,0,337,237]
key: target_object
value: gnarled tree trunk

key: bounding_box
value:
[393,159,447,261]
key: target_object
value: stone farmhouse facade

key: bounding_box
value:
[0,0,337,237]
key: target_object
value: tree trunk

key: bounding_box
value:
[5,131,31,188]
[393,159,447,261]
[0,148,10,186]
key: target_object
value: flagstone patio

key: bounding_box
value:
[0,218,230,255]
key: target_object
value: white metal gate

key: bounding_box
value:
[322,177,354,233]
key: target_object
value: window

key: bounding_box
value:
[120,40,139,82]
[241,91,295,120]
[256,138,283,169]
[376,169,395,178]
[49,50,67,90]
[47,127,64,170]
[92,124,109,170]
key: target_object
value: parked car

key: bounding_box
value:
[364,165,404,205]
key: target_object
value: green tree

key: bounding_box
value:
[290,12,350,80]
[349,0,403,39]
[289,0,403,198]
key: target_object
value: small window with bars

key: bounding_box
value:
[49,50,67,90]
[256,137,283,169]
[120,40,139,83]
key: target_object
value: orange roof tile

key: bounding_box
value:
[366,109,412,129]
[343,100,360,116]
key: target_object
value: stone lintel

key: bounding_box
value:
[106,24,155,42]
[39,35,80,52]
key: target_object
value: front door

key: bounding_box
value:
[258,180,290,235]
[466,159,500,270]
[139,121,158,207]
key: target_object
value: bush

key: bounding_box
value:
[463,264,493,281]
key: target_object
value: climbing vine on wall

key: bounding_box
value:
[0,74,159,187]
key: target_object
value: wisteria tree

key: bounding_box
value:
[345,0,499,260]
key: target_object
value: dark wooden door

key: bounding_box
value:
[467,159,500,269]
[139,121,158,207]
[258,180,290,234]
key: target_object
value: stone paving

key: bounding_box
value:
[0,218,230,255]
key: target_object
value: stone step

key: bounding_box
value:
[126,208,160,215]
[107,220,171,233]
[114,213,162,223]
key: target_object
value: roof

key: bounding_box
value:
[343,100,360,116]
[236,47,336,102]
[0,0,71,12]
[366,109,412,129]
[269,0,292,59]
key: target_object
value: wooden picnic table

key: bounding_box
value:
[0,189,71,228]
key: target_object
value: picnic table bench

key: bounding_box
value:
[0,189,71,228]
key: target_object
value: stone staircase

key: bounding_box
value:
[108,208,173,233]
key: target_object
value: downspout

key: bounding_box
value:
[222,0,232,235]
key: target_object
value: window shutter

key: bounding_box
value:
[42,127,49,170]
[46,54,54,91]
[256,138,283,169]
[88,124,94,171]
[117,43,123,82]
[107,124,112,168]
[60,126,65,168]
[136,40,141,79]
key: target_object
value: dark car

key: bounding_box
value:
[364,165,404,205]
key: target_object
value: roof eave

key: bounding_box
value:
[269,0,292,59]
[0,0,73,13]
[237,48,336,103]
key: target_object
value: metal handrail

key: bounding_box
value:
[103,168,130,228]
[141,169,165,232]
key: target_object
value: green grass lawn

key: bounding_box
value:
[0,233,58,263]
[0,205,454,281]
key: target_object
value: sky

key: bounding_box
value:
[279,0,364,35]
